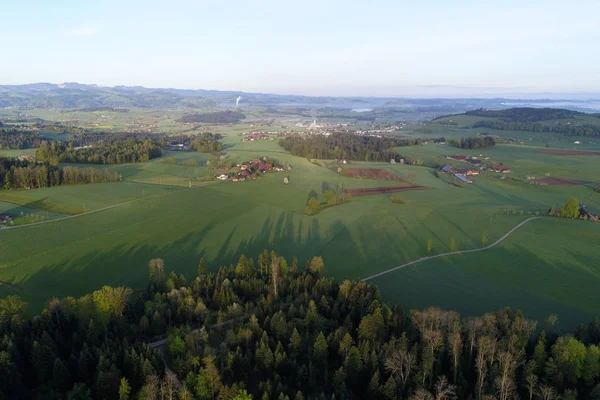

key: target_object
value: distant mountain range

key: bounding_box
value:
[1,82,599,112]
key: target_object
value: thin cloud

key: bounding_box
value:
[71,25,99,37]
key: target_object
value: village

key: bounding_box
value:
[215,157,291,182]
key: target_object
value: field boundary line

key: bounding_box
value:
[0,198,145,231]
[0,182,223,231]
[361,217,542,281]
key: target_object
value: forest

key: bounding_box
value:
[0,129,44,149]
[67,132,223,154]
[449,137,496,149]
[465,108,583,122]
[472,120,600,137]
[2,252,600,399]
[180,111,246,124]
[35,139,163,165]
[189,133,223,154]
[0,157,118,190]
[279,133,405,162]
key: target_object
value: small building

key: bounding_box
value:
[494,164,511,173]
[465,169,480,176]
[217,174,229,181]
[257,161,270,173]
[454,173,473,184]
[579,207,598,221]
[442,165,454,173]
[0,214,12,224]
[574,141,581,145]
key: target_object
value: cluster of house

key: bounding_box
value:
[0,214,13,224]
[241,131,281,142]
[441,165,479,184]
[493,164,512,173]
[445,155,511,174]
[229,158,289,182]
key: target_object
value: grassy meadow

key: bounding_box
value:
[1,110,599,331]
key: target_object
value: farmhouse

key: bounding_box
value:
[454,173,473,184]
[494,164,512,173]
[465,169,480,176]
[0,214,13,224]
[579,207,598,221]
[441,165,455,173]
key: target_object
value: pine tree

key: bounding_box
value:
[313,332,328,365]
[119,377,131,400]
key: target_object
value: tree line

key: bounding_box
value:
[1,157,118,190]
[0,129,44,149]
[466,108,583,122]
[35,139,163,165]
[279,133,407,162]
[2,252,600,399]
[189,133,223,154]
[449,137,496,149]
[473,120,600,137]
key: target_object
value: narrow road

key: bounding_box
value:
[0,181,222,231]
[361,217,542,281]
[148,314,251,390]
[149,314,250,350]
[0,198,141,231]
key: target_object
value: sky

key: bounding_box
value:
[1,0,599,97]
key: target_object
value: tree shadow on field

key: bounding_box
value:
[372,240,600,333]
[7,208,361,312]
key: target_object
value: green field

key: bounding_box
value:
[1,109,600,331]
[371,218,600,330]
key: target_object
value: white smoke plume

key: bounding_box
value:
[236,96,242,107]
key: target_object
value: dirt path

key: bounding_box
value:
[361,217,542,281]
[0,280,24,292]
[149,314,250,350]
[0,199,141,231]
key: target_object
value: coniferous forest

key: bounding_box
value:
[1,253,600,399]
[0,157,118,190]
[0,130,44,149]
[35,139,163,165]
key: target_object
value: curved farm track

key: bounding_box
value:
[361,217,542,281]
[0,279,24,292]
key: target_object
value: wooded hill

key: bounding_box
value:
[458,108,600,137]
[2,252,600,399]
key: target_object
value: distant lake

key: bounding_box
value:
[502,101,600,111]
[352,108,373,112]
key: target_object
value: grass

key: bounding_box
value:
[0,182,174,214]
[0,117,599,330]
[63,151,217,187]
[370,218,600,331]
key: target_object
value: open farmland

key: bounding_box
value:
[1,106,600,332]
[370,218,600,330]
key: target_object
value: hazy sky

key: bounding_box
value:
[2,0,599,97]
